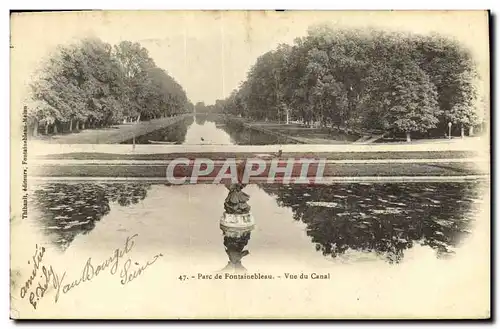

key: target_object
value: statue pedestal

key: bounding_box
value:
[220,212,255,234]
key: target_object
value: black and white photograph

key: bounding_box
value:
[9,10,490,319]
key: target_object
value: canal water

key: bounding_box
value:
[121,114,299,145]
[12,114,489,318]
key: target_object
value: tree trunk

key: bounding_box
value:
[82,122,85,130]
[53,123,58,134]
[69,119,73,132]
[469,126,474,136]
[32,120,38,137]
[76,121,80,130]
[461,126,465,138]
[45,122,49,135]
[406,132,411,143]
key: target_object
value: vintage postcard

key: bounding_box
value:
[10,10,490,319]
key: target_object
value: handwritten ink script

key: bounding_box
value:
[19,234,163,310]
[18,244,62,310]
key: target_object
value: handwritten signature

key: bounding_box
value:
[18,234,163,310]
[18,244,63,310]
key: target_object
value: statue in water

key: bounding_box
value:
[220,231,251,272]
[223,183,251,214]
[219,164,254,273]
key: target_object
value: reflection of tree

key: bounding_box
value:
[106,183,150,206]
[260,182,481,263]
[221,120,276,145]
[190,114,299,145]
[218,119,298,145]
[31,183,151,250]
[122,116,194,144]
[195,114,207,125]
[195,113,221,124]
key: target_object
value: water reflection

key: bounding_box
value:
[219,119,300,145]
[219,226,252,273]
[195,115,207,126]
[260,182,482,263]
[121,116,194,144]
[31,183,151,250]
[123,113,300,145]
[29,181,482,265]
[184,120,233,145]
[219,183,255,272]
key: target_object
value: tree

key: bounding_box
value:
[79,38,128,128]
[30,42,85,134]
[445,71,480,137]
[305,48,345,127]
[411,34,478,133]
[113,41,155,122]
[195,101,206,114]
[379,62,441,142]
[28,37,189,136]
[448,104,479,138]
[30,38,128,132]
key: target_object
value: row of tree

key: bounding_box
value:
[27,38,190,136]
[219,25,486,140]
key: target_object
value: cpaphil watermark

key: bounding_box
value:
[165,158,326,184]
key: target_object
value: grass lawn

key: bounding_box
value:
[37,150,478,161]
[30,115,191,144]
[33,161,484,178]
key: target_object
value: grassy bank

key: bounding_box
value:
[226,116,363,144]
[30,114,192,144]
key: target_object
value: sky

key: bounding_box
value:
[11,10,489,106]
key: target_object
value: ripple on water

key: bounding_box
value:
[306,201,339,208]
[371,208,403,214]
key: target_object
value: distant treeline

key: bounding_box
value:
[214,25,487,140]
[27,38,190,136]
